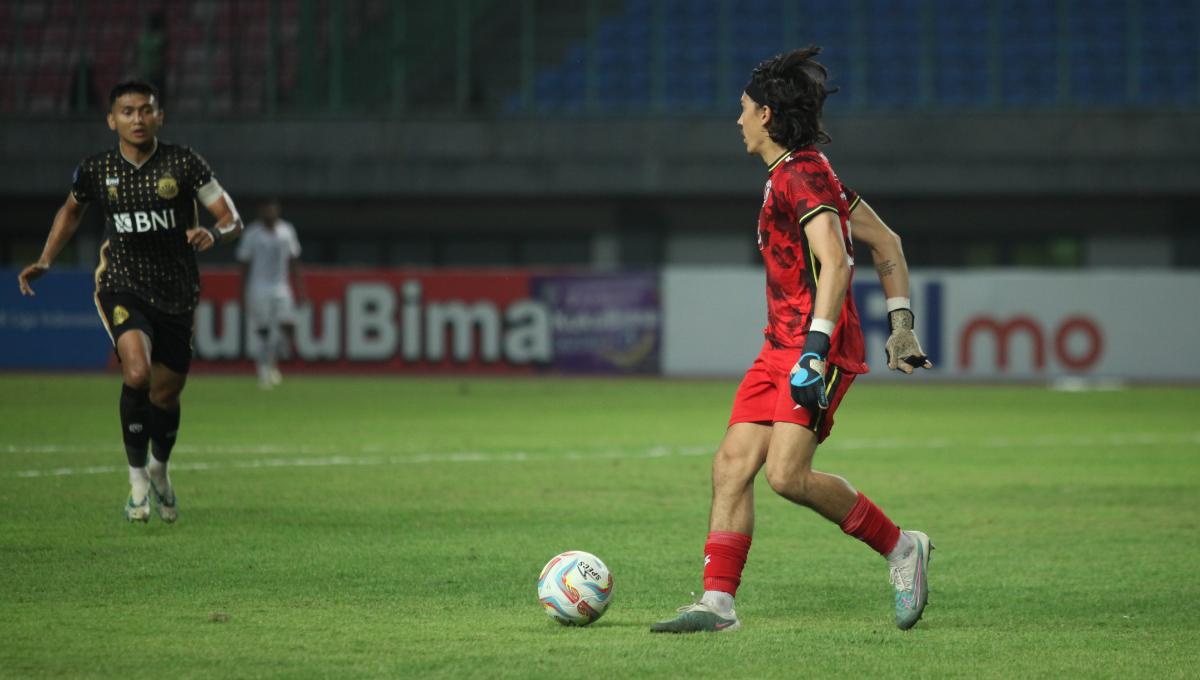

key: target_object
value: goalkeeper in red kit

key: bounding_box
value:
[651,47,934,633]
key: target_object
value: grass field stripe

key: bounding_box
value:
[4,432,1199,456]
[7,432,1200,478]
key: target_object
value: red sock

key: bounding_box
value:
[702,531,752,595]
[840,492,901,557]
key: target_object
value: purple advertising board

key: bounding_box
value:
[532,272,660,373]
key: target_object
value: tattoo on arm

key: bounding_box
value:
[876,259,897,278]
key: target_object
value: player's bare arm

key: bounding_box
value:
[804,210,851,325]
[17,193,88,296]
[188,191,244,252]
[849,199,932,373]
[788,210,851,411]
[849,199,909,299]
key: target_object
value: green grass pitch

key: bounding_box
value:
[1,375,1197,678]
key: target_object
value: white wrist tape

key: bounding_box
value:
[214,191,241,236]
[886,297,911,313]
[809,318,835,336]
[197,179,224,207]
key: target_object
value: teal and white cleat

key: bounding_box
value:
[650,599,741,633]
[150,480,177,524]
[124,491,151,523]
[890,530,933,630]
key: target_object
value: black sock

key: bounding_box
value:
[149,403,181,463]
[119,384,151,467]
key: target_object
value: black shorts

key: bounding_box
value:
[96,291,194,374]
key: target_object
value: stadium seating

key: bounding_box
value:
[0,0,1196,115]
[0,0,299,114]
[515,0,1200,113]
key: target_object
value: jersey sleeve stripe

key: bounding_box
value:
[848,194,861,212]
[808,239,820,287]
[797,204,839,228]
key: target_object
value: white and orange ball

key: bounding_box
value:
[537,551,613,626]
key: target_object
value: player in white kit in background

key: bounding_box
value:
[237,199,304,389]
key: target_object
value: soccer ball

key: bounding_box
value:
[537,551,613,626]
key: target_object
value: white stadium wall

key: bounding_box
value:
[662,268,1200,382]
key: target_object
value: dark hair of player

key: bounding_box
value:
[746,46,838,148]
[109,80,161,109]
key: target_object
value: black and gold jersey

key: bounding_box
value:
[72,140,218,314]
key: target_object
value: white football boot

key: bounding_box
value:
[890,530,934,630]
[150,479,178,524]
[124,490,151,523]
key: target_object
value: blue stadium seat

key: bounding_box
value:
[511,0,1199,114]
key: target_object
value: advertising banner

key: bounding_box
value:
[0,269,112,369]
[663,268,1200,381]
[921,271,1187,381]
[531,272,659,373]
[8,266,1199,381]
[193,269,661,374]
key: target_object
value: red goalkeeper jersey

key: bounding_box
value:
[756,147,868,374]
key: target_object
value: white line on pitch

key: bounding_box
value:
[5,432,1199,479]
[7,447,713,479]
[5,432,1200,459]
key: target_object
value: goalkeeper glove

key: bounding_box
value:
[789,330,831,411]
[885,308,932,374]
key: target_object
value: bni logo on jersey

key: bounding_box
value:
[112,209,177,233]
[113,209,178,233]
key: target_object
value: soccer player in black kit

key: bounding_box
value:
[17,80,243,523]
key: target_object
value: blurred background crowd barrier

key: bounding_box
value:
[2,0,1198,379]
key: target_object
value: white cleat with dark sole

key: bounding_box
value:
[890,530,934,630]
[150,480,178,524]
[124,491,151,523]
[650,600,741,633]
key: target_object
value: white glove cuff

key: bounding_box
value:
[886,297,911,313]
[809,318,835,336]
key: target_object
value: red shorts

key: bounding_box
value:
[728,340,857,443]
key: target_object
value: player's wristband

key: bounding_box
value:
[206,225,223,245]
[886,297,911,313]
